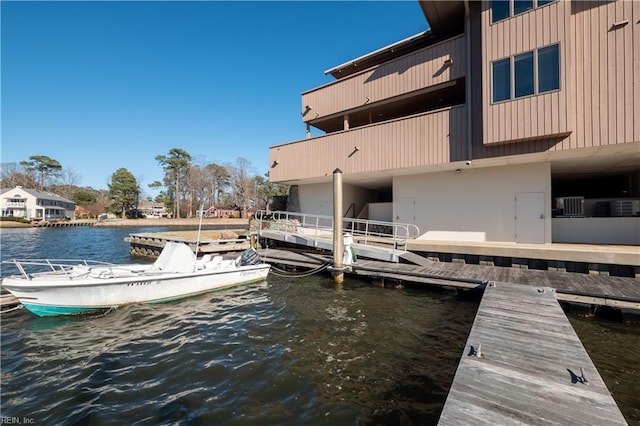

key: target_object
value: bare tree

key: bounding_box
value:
[57,166,82,199]
[0,162,37,188]
[228,157,255,217]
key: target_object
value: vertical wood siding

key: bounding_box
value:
[302,36,466,122]
[480,0,638,152]
[571,0,639,148]
[481,0,572,146]
[269,106,467,183]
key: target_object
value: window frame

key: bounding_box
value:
[490,0,558,25]
[490,43,560,104]
[492,57,512,103]
[537,44,560,94]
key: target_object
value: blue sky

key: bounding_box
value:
[2,1,428,196]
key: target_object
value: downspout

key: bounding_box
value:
[464,0,472,162]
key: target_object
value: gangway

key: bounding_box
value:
[254,210,420,263]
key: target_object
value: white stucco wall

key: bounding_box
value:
[553,217,640,245]
[369,202,393,222]
[297,182,372,218]
[393,162,552,243]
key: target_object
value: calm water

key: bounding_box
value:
[1,227,638,425]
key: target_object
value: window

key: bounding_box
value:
[491,0,556,23]
[513,0,533,15]
[491,44,560,103]
[492,58,511,102]
[491,0,510,23]
[538,44,560,93]
[514,51,534,97]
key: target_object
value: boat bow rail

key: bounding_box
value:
[254,210,420,262]
[2,259,120,280]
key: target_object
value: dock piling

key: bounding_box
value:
[331,168,345,285]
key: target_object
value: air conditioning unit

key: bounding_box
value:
[555,196,584,217]
[610,200,640,217]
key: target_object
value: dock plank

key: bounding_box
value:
[438,282,628,426]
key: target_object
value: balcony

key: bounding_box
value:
[302,35,466,128]
[270,105,467,184]
[5,202,26,208]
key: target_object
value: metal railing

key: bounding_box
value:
[254,210,420,253]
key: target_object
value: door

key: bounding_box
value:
[515,192,545,243]
[396,197,416,224]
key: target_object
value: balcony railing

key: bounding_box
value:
[302,35,465,121]
[270,105,467,183]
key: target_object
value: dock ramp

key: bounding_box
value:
[255,211,419,263]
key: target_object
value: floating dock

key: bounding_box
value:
[438,281,628,425]
[258,248,640,310]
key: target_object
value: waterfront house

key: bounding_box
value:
[0,186,76,221]
[137,201,169,218]
[200,205,242,219]
[268,0,640,245]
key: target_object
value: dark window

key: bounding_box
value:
[491,0,510,23]
[538,44,560,92]
[492,58,511,102]
[513,0,533,15]
[514,51,534,98]
[537,0,556,6]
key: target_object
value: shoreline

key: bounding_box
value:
[0,218,251,229]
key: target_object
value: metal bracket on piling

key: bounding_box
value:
[327,266,350,273]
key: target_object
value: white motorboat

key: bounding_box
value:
[1,242,270,317]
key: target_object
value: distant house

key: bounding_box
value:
[0,186,76,221]
[137,201,169,218]
[201,205,242,218]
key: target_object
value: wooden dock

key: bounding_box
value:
[438,282,628,425]
[126,231,251,258]
[257,248,640,310]
[32,219,96,227]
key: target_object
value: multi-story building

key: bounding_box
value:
[0,186,76,221]
[269,0,639,245]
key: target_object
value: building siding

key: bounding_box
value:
[570,0,639,149]
[481,0,572,146]
[301,36,466,122]
[270,106,467,183]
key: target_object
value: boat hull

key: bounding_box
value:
[3,264,270,317]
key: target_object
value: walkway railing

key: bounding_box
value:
[254,210,420,254]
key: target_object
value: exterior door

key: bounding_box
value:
[396,197,416,224]
[515,192,545,243]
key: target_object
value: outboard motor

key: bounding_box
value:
[238,248,262,266]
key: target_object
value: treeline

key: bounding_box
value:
[1,151,288,218]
